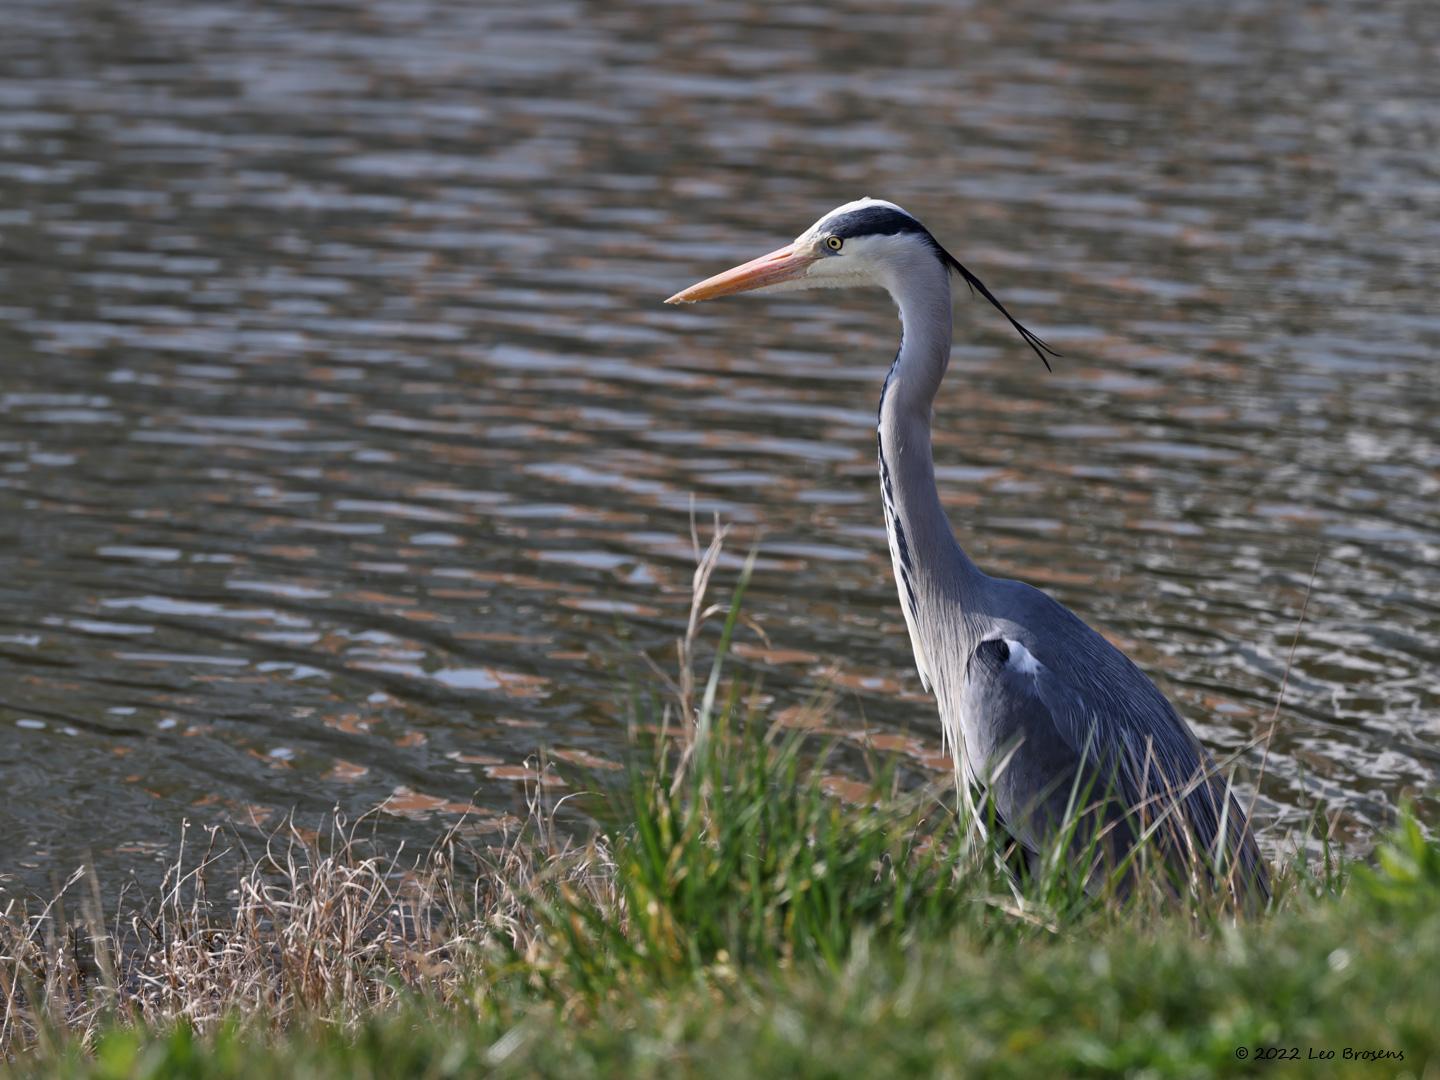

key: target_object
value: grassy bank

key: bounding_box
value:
[51,841,1440,1078]
[6,736,1436,1079]
[4,538,1435,1076]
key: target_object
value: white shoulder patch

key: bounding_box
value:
[1002,638,1041,676]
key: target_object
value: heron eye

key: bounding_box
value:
[826,236,843,251]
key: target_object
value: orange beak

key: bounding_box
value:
[664,243,817,304]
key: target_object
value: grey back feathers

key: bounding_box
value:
[959,580,1269,897]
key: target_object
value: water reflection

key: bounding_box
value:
[0,0,1436,894]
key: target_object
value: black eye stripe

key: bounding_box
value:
[823,206,927,240]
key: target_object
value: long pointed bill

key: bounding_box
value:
[664,243,817,304]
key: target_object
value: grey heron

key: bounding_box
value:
[666,198,1269,905]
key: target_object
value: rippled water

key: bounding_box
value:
[1,0,1436,894]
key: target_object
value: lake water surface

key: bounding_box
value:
[1,0,1436,895]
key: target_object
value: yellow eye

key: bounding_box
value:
[826,236,843,251]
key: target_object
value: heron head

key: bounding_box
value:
[664,198,938,303]
[664,197,1058,369]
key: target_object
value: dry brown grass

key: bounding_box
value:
[0,787,618,1060]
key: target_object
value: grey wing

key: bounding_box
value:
[959,636,1127,858]
[1016,616,1243,870]
[962,618,1268,900]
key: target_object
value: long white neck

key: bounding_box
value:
[872,252,990,730]
[875,258,981,589]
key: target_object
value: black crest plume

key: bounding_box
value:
[935,245,1059,372]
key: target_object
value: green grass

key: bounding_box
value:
[4,542,1435,1075]
[8,709,1437,1078]
[17,793,1437,1079]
